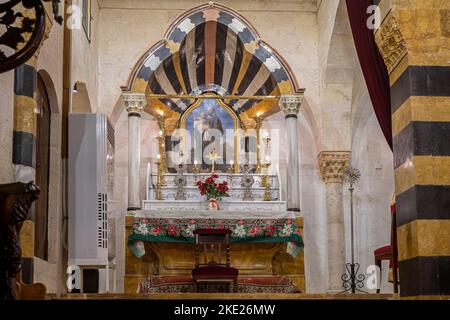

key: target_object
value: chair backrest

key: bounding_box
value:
[193,229,232,268]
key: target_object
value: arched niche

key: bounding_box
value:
[121,2,302,129]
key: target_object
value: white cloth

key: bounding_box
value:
[132,210,299,220]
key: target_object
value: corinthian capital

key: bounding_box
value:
[318,151,350,184]
[123,92,146,114]
[279,94,303,117]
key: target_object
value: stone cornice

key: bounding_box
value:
[318,151,350,184]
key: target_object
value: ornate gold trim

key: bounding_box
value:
[375,12,408,75]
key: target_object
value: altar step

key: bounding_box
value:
[47,293,396,300]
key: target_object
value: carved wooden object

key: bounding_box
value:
[0,182,40,300]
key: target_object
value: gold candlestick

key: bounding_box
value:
[255,115,263,173]
[157,112,168,173]
[155,158,163,200]
[262,162,271,201]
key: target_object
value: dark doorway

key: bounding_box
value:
[35,74,51,260]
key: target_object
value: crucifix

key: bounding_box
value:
[207,148,221,173]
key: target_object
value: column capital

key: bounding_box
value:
[123,92,146,114]
[318,151,350,184]
[279,95,303,117]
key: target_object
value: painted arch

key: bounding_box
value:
[123,2,300,121]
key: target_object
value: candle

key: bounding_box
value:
[146,162,150,199]
[157,154,161,160]
[158,130,163,137]
[194,159,198,167]
[230,160,234,166]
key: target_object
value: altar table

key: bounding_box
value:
[128,211,304,259]
[124,211,305,293]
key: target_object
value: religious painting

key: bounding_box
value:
[182,99,238,172]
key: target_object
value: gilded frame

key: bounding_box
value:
[179,97,240,173]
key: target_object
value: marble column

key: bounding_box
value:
[123,92,146,211]
[279,95,303,212]
[318,151,350,293]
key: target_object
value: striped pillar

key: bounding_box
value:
[13,57,38,283]
[13,58,38,183]
[375,4,450,297]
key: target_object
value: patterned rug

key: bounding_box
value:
[138,276,301,294]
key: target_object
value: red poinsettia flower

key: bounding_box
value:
[167,225,178,236]
[250,227,260,237]
[196,174,230,200]
[264,225,275,236]
[152,226,163,235]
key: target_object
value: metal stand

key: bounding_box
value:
[339,167,367,294]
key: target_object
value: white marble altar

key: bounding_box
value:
[146,172,282,201]
[144,172,286,211]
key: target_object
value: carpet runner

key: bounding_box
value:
[138,276,301,294]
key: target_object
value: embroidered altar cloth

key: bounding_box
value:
[128,210,304,258]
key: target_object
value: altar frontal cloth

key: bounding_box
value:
[128,211,304,258]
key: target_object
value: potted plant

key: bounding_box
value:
[196,174,230,210]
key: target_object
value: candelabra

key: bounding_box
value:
[155,158,164,200]
[260,136,271,187]
[157,113,168,174]
[261,162,271,201]
[228,160,235,186]
[340,167,367,294]
[254,115,263,173]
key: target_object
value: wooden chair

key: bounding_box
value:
[192,229,239,293]
[374,198,399,294]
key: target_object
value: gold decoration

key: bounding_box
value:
[206,148,221,173]
[318,151,350,184]
[180,97,240,172]
[254,115,263,173]
[261,163,272,201]
[375,12,408,74]
[157,113,168,174]
[155,157,163,200]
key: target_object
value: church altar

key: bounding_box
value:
[128,210,303,258]
[124,211,305,293]
[146,173,282,203]
[122,92,306,293]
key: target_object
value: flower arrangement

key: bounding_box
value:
[196,174,230,201]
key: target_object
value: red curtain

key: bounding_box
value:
[346,0,393,150]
